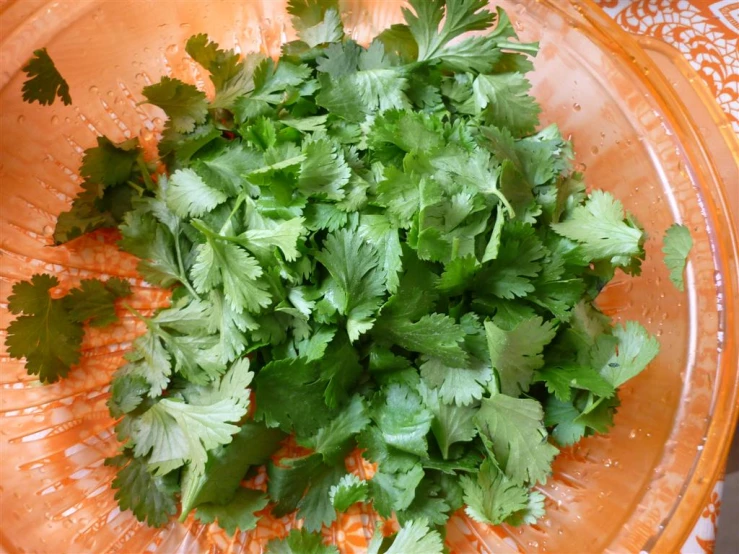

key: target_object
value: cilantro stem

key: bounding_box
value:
[136,156,156,192]
[190,195,245,241]
[450,237,460,260]
[220,193,246,235]
[497,40,540,56]
[489,370,501,396]
[126,180,145,196]
[173,233,200,299]
[581,393,605,415]
[490,189,516,219]
[190,218,214,238]
[121,301,149,323]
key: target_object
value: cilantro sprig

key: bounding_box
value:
[8,0,683,544]
[21,48,72,106]
[6,275,130,383]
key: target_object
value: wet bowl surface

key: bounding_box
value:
[1,1,738,553]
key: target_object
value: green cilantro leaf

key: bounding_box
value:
[268,453,344,531]
[369,465,425,517]
[475,394,558,484]
[397,478,452,526]
[180,422,285,516]
[474,221,547,299]
[185,34,244,94]
[357,425,419,474]
[81,136,141,186]
[437,255,480,295]
[195,488,269,536]
[298,138,351,200]
[5,274,83,383]
[254,357,335,436]
[287,0,344,47]
[485,317,557,396]
[329,473,368,512]
[315,229,386,341]
[534,365,615,402]
[420,356,492,407]
[460,458,529,525]
[142,77,209,133]
[301,395,370,462]
[506,490,546,526]
[369,518,444,554]
[471,73,540,136]
[403,0,496,63]
[53,137,144,244]
[167,168,229,217]
[200,290,257,364]
[108,373,150,417]
[233,58,311,122]
[21,48,71,105]
[107,451,179,527]
[376,313,468,367]
[594,321,659,388]
[266,528,339,554]
[359,214,403,294]
[662,223,693,291]
[420,383,477,459]
[190,220,272,314]
[193,141,262,197]
[552,190,645,269]
[373,383,433,457]
[129,360,252,473]
[236,217,306,262]
[315,41,410,120]
[65,277,131,327]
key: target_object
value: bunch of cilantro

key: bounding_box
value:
[10,0,697,550]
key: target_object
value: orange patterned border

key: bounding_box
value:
[596,0,739,134]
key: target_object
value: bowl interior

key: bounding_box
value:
[0,1,735,553]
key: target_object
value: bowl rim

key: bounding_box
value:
[563,1,739,551]
[0,1,737,552]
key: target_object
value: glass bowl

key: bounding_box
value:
[1,1,737,552]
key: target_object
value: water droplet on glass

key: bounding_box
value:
[166,44,178,55]
[17,115,25,124]
[629,430,637,439]
[575,162,587,172]
[50,115,60,125]
[89,85,99,94]
[591,146,599,155]
[572,103,581,111]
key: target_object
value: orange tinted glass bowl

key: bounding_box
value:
[1,0,738,552]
